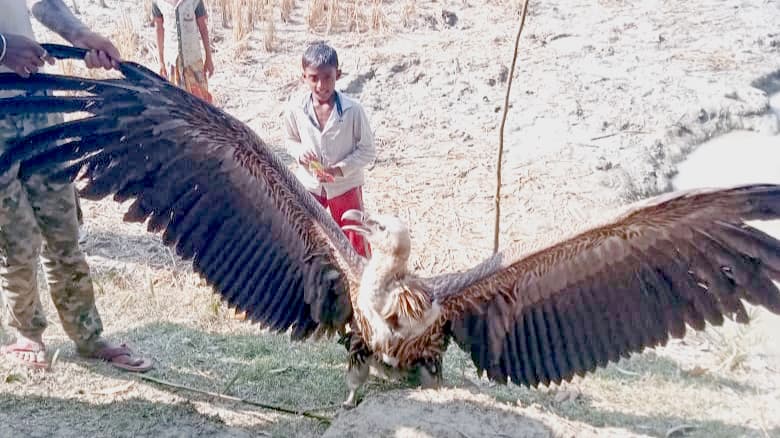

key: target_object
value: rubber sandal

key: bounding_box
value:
[1,341,48,370]
[89,343,153,373]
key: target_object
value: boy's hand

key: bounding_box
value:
[204,57,214,78]
[323,166,343,177]
[70,30,121,70]
[159,64,168,79]
[298,150,318,166]
[308,160,339,183]
[314,169,336,183]
[0,33,54,78]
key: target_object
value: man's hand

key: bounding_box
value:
[70,30,121,70]
[1,33,54,78]
[204,56,214,78]
[159,63,168,79]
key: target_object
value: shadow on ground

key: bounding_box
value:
[9,321,771,438]
[0,393,257,438]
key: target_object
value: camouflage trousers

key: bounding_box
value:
[0,111,103,347]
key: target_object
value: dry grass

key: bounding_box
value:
[17,1,780,437]
[280,0,295,22]
[264,13,277,52]
[402,0,416,27]
[31,193,780,438]
[111,15,142,63]
[698,307,766,373]
[142,0,154,26]
[306,0,327,31]
[214,0,278,58]
[306,0,389,34]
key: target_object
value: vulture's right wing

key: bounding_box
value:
[426,184,780,386]
[0,44,363,340]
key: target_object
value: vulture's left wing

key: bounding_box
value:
[425,184,780,386]
[0,44,363,340]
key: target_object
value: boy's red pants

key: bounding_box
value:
[312,187,371,258]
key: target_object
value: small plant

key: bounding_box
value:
[112,15,140,63]
[307,0,327,31]
[369,0,387,32]
[701,306,764,372]
[279,0,294,22]
[264,12,276,52]
[142,0,154,26]
[402,0,415,27]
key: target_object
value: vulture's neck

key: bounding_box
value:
[365,251,408,289]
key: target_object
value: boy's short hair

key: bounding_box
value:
[302,41,339,69]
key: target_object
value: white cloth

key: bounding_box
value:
[154,0,204,68]
[284,91,376,198]
[0,0,36,97]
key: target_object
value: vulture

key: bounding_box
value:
[1,44,779,407]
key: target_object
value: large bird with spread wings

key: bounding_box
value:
[2,45,779,406]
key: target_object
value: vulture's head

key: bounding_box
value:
[342,210,411,263]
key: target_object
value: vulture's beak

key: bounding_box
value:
[341,209,372,235]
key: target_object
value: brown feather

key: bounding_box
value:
[438,185,780,387]
[0,67,363,341]
[3,60,779,399]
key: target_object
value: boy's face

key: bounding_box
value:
[303,65,341,103]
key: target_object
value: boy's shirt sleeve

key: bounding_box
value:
[283,102,306,163]
[333,104,376,177]
[195,1,207,18]
[151,2,162,18]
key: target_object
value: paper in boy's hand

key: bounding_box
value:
[309,160,336,183]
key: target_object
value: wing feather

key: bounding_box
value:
[0,46,363,340]
[429,184,780,386]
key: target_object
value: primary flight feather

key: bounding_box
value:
[1,44,778,407]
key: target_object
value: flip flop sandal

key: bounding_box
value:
[1,342,49,370]
[90,343,153,373]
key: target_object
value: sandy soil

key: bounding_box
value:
[1,0,779,436]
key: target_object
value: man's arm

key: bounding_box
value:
[0,33,51,78]
[30,0,120,69]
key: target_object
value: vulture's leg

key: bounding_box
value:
[344,357,369,408]
[418,355,443,389]
[339,329,371,408]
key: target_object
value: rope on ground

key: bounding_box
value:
[138,374,333,424]
[494,0,531,253]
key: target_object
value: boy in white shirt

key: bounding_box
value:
[284,41,376,257]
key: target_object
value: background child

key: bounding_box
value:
[152,0,214,103]
[284,41,376,257]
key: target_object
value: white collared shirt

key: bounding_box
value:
[284,91,376,198]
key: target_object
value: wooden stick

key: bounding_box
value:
[494,0,531,253]
[590,130,648,141]
[138,374,333,424]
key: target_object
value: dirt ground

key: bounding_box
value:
[2,0,779,436]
